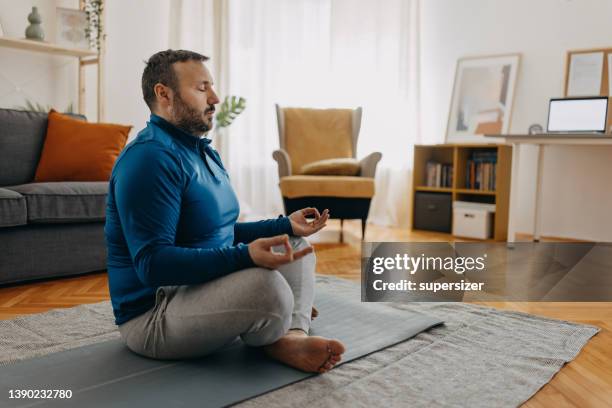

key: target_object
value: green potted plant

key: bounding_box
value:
[215,96,246,130]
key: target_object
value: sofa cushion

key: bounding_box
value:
[34,110,131,182]
[0,188,27,227]
[5,182,108,223]
[279,175,375,199]
[0,109,87,186]
[0,109,48,186]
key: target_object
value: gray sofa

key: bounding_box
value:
[0,108,108,285]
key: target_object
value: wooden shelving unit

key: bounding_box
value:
[0,37,97,58]
[0,1,105,120]
[412,143,512,241]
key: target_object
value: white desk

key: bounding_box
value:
[486,134,612,242]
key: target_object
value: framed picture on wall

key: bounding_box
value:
[55,7,89,50]
[446,54,521,143]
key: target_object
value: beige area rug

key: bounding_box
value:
[0,274,599,408]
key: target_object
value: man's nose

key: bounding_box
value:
[208,89,220,105]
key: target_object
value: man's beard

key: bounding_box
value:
[171,92,214,136]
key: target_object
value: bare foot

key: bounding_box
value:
[311,306,319,320]
[264,330,345,373]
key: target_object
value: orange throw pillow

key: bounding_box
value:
[34,110,131,182]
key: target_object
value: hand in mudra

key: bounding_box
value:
[248,234,313,269]
[288,207,330,237]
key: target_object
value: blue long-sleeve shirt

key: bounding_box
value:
[105,114,293,325]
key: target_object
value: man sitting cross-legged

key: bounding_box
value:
[105,49,345,373]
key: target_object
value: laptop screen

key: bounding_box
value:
[547,97,608,133]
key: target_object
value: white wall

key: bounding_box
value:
[420,0,612,241]
[0,0,171,139]
[103,0,171,138]
[0,0,79,113]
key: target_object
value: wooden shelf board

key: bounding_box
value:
[415,143,510,148]
[414,186,453,193]
[415,186,496,195]
[0,36,97,58]
[455,188,496,196]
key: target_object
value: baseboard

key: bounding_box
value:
[515,232,593,243]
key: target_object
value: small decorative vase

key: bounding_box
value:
[25,6,44,41]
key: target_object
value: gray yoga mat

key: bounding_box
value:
[1,287,443,408]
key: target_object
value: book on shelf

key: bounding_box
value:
[465,151,497,191]
[425,161,453,188]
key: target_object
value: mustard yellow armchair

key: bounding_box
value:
[272,104,382,241]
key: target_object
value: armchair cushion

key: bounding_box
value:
[283,108,354,174]
[301,158,360,176]
[279,175,374,199]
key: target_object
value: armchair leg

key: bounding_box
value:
[361,218,367,240]
[339,219,344,243]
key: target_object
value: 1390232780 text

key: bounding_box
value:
[8,389,73,399]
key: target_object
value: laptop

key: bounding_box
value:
[547,96,609,134]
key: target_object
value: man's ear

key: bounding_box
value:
[153,83,172,108]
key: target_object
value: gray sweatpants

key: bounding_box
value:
[118,236,316,360]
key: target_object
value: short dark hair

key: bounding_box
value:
[141,49,209,110]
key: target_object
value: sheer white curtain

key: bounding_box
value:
[170,0,420,227]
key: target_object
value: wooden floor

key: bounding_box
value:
[0,220,610,407]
